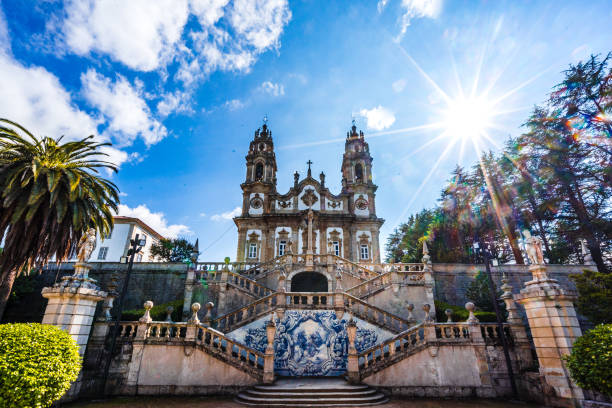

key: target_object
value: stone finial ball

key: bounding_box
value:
[465,302,475,312]
[191,302,201,312]
[143,301,154,310]
[407,303,414,311]
[166,306,174,313]
[423,303,431,312]
[205,301,214,309]
[445,309,452,316]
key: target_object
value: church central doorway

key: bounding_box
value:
[290,272,328,292]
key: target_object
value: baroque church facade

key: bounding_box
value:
[234,121,384,265]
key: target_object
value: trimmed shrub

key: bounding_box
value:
[571,269,612,325]
[565,324,612,396]
[0,323,81,408]
[435,300,499,323]
[121,299,184,321]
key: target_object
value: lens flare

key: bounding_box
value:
[441,95,494,142]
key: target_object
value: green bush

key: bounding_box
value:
[435,300,499,323]
[571,269,612,325]
[121,299,184,321]
[565,324,612,396]
[0,323,81,408]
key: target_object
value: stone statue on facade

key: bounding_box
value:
[522,230,544,265]
[77,228,97,262]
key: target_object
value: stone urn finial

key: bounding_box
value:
[406,303,415,321]
[423,303,433,323]
[445,309,453,323]
[188,302,201,324]
[465,302,479,323]
[139,300,154,323]
[165,306,174,322]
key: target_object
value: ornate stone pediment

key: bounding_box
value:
[301,188,318,208]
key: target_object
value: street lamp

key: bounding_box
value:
[473,239,518,398]
[100,234,146,395]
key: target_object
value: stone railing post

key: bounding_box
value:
[346,318,359,384]
[406,303,415,323]
[515,263,584,405]
[465,302,483,342]
[334,274,345,320]
[136,301,153,340]
[202,302,214,327]
[422,304,436,341]
[41,261,107,356]
[186,302,201,340]
[263,317,276,384]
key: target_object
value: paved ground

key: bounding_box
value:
[67,396,544,407]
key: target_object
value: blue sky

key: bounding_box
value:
[1,0,611,261]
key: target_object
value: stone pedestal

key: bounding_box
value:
[263,318,276,384]
[514,264,584,407]
[41,262,107,356]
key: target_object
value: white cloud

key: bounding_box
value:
[223,99,245,111]
[211,206,241,221]
[117,204,191,238]
[63,0,190,71]
[259,81,284,96]
[157,90,193,117]
[229,0,291,50]
[190,0,230,26]
[118,192,129,197]
[199,212,207,217]
[81,69,167,146]
[377,0,388,13]
[397,0,442,40]
[0,6,9,54]
[392,78,407,93]
[359,106,396,131]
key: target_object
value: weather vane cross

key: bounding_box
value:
[263,115,268,124]
[307,160,313,171]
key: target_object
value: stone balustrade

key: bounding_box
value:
[213,293,279,332]
[115,318,265,380]
[197,268,273,298]
[358,323,426,372]
[285,292,331,308]
[196,261,260,273]
[343,293,413,333]
[346,269,426,298]
[434,322,471,341]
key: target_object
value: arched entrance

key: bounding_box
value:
[290,272,328,292]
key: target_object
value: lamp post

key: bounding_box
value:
[473,240,518,398]
[100,233,146,395]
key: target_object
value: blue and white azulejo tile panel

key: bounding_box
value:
[226,309,394,376]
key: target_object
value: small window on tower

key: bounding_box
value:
[278,240,286,256]
[333,241,340,256]
[360,244,369,260]
[355,163,363,181]
[255,163,264,180]
[248,243,258,258]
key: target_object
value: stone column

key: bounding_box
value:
[182,267,196,320]
[346,318,359,384]
[236,227,247,262]
[514,264,584,406]
[263,317,276,384]
[41,262,107,356]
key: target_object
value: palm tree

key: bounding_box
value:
[0,119,120,320]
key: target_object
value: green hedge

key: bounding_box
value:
[121,299,184,321]
[565,324,612,396]
[435,300,499,323]
[0,323,81,408]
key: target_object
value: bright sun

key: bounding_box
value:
[441,95,494,141]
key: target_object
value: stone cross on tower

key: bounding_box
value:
[307,160,313,177]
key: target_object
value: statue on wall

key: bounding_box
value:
[522,230,544,265]
[77,228,97,262]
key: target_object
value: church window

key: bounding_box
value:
[255,163,264,180]
[97,247,108,260]
[360,244,369,260]
[248,243,258,258]
[278,240,286,256]
[355,163,363,181]
[332,241,340,256]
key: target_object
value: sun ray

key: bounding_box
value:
[396,45,453,105]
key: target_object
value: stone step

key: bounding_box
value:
[235,378,387,407]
